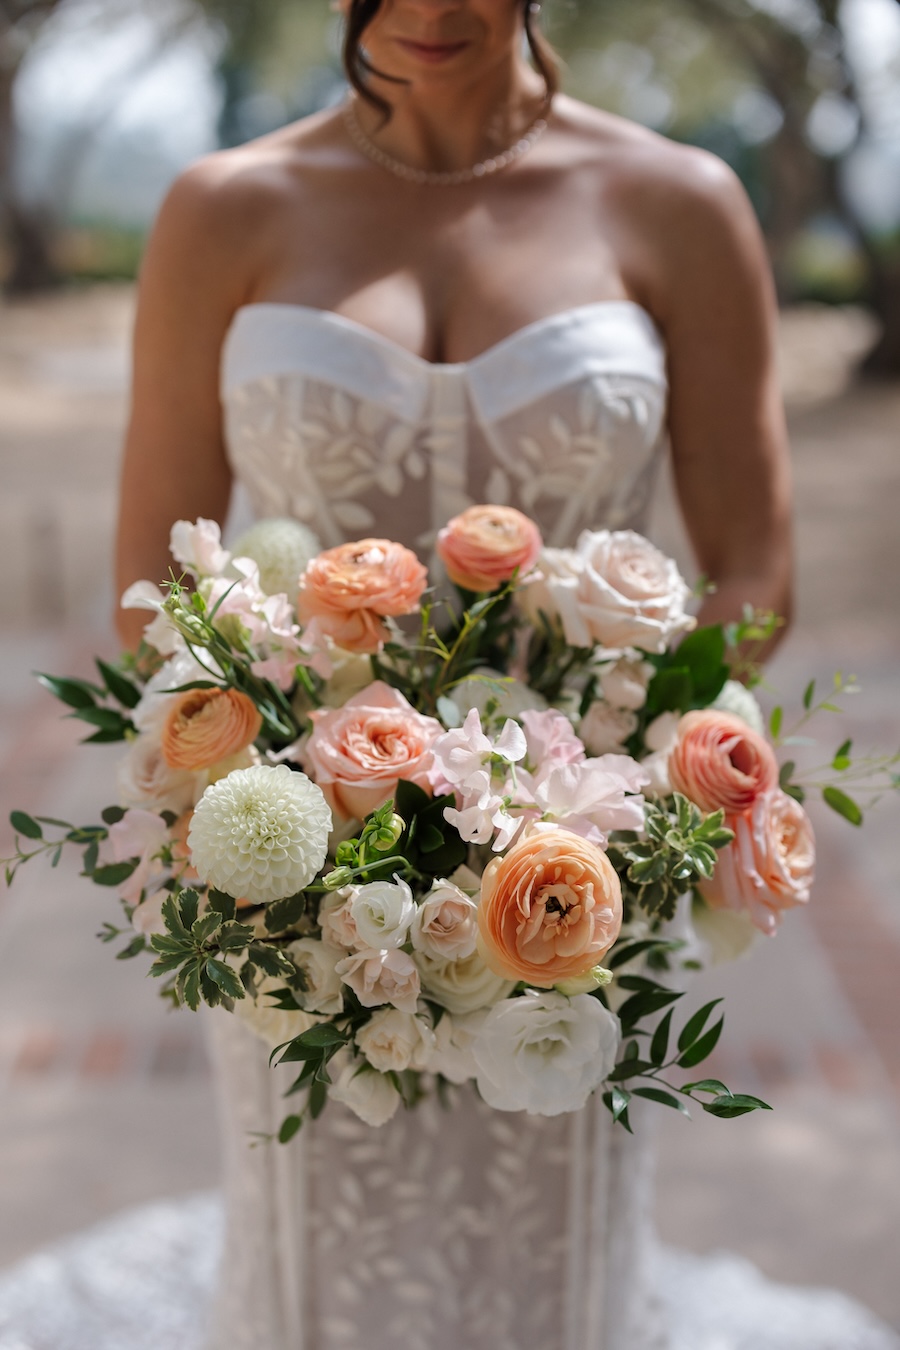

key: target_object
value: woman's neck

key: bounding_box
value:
[356,60,548,174]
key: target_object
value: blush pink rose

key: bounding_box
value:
[298,539,428,654]
[437,505,543,593]
[699,790,815,935]
[668,710,778,815]
[303,682,442,822]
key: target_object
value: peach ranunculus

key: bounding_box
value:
[668,710,778,816]
[302,681,442,822]
[297,539,427,654]
[161,688,262,771]
[436,505,543,593]
[477,828,622,987]
[699,790,815,936]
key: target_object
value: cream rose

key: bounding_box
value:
[699,790,815,936]
[117,732,197,815]
[233,976,319,1050]
[523,531,694,654]
[472,990,621,1115]
[317,889,363,951]
[349,878,416,950]
[303,682,442,823]
[329,1049,401,1127]
[410,880,479,961]
[598,656,655,711]
[286,938,345,1016]
[355,1008,436,1073]
[415,949,515,1015]
[579,702,639,756]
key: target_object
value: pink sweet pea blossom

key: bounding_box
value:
[531,755,649,846]
[520,708,585,770]
[98,809,170,907]
[170,518,231,579]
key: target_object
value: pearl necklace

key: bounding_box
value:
[343,96,551,187]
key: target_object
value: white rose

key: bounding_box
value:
[336,947,421,1014]
[640,711,681,797]
[117,733,196,815]
[450,668,547,722]
[355,1008,436,1073]
[526,531,694,655]
[317,889,363,951]
[415,949,515,1015]
[411,881,479,961]
[329,1048,401,1127]
[691,897,760,965]
[598,657,655,711]
[579,702,638,755]
[712,680,766,736]
[473,990,621,1116]
[287,938,345,1016]
[233,973,318,1050]
[428,1010,487,1085]
[349,878,416,950]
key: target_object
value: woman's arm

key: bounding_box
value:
[635,150,793,652]
[115,160,254,650]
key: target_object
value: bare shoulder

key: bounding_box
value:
[143,106,344,309]
[556,97,770,323]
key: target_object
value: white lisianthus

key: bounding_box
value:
[329,1049,401,1127]
[355,1008,436,1073]
[579,702,639,756]
[411,880,479,961]
[335,947,421,1014]
[598,656,655,711]
[415,949,515,1015]
[287,938,345,1016]
[230,518,321,598]
[117,732,197,815]
[428,1010,487,1085]
[234,974,318,1049]
[188,765,332,905]
[349,878,416,950]
[712,680,766,736]
[473,990,621,1116]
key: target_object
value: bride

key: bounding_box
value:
[55,1,894,1348]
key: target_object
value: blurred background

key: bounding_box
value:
[0,0,899,1331]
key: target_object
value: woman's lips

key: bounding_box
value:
[395,38,471,65]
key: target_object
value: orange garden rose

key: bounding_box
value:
[162,687,262,771]
[437,505,543,593]
[297,539,428,654]
[668,710,778,816]
[477,828,622,986]
[699,790,816,936]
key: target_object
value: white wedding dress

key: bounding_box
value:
[1,301,897,1350]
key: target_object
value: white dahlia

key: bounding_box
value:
[188,764,332,904]
[231,518,321,598]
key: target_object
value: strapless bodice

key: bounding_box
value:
[221,301,668,552]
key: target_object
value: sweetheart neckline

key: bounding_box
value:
[227,298,663,372]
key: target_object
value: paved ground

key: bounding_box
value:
[0,288,898,1324]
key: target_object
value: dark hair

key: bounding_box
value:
[342,0,559,120]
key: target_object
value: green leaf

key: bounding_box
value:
[68,706,132,732]
[832,738,852,771]
[677,999,723,1054]
[650,1009,673,1067]
[606,1059,657,1082]
[117,936,147,960]
[823,786,863,827]
[617,987,683,1031]
[671,626,727,693]
[180,963,203,1011]
[308,1078,328,1120]
[803,679,816,711]
[101,805,126,826]
[682,1078,732,1097]
[192,913,223,945]
[646,667,693,716]
[81,728,131,745]
[677,1017,724,1069]
[178,890,200,930]
[206,890,237,923]
[608,939,679,970]
[205,958,245,1001]
[278,1114,303,1144]
[93,861,139,886]
[610,1086,631,1121]
[36,672,102,709]
[629,854,668,884]
[298,1023,348,1048]
[217,921,255,952]
[702,1093,772,1119]
[632,1086,691,1116]
[95,658,142,709]
[769,706,783,740]
[10,811,43,840]
[264,892,306,934]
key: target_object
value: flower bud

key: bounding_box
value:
[370,814,405,853]
[323,866,355,891]
[555,966,613,997]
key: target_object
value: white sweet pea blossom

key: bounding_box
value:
[170,518,231,579]
[120,581,184,656]
[329,1049,401,1127]
[411,880,479,961]
[355,1008,436,1073]
[472,990,621,1116]
[349,878,416,950]
[579,702,639,756]
[335,947,421,1014]
[430,709,528,850]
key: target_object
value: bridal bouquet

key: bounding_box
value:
[6,508,895,1138]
